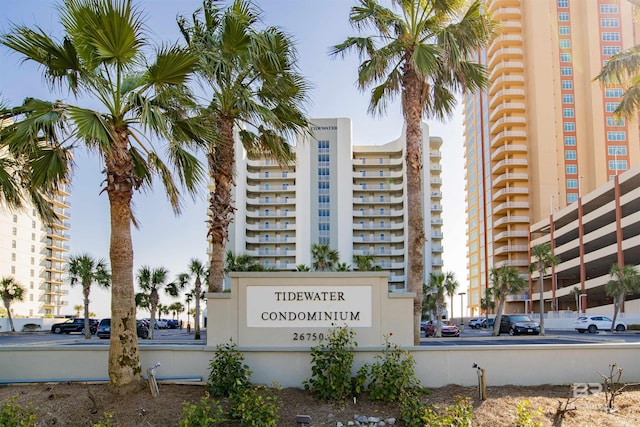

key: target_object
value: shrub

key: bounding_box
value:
[207,339,252,397]
[628,324,640,331]
[230,385,280,426]
[515,400,544,427]
[179,394,226,426]
[91,412,121,427]
[356,333,421,401]
[0,396,37,426]
[303,324,357,401]
[400,392,473,426]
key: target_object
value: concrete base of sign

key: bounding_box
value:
[206,272,415,348]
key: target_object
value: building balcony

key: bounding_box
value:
[246,184,295,192]
[494,245,529,255]
[491,158,528,174]
[493,172,529,186]
[431,190,442,199]
[432,231,444,239]
[492,7,521,20]
[246,171,293,180]
[353,209,404,218]
[354,195,404,204]
[353,235,405,243]
[430,177,442,185]
[493,201,529,214]
[494,230,529,242]
[246,196,295,206]
[245,236,295,244]
[246,158,293,168]
[490,103,526,121]
[430,151,441,158]
[489,74,525,95]
[490,61,524,77]
[431,218,443,225]
[246,223,295,231]
[431,204,442,212]
[354,222,403,230]
[488,34,523,57]
[356,170,404,179]
[354,183,404,191]
[247,249,296,257]
[494,259,530,268]
[490,130,527,148]
[389,274,405,283]
[488,88,526,109]
[491,144,527,160]
[353,157,403,166]
[353,249,405,257]
[432,245,443,253]
[432,259,443,266]
[492,186,529,202]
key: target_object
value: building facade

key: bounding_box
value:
[227,118,443,290]
[464,0,640,314]
[0,185,71,317]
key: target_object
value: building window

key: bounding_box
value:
[564,136,576,146]
[563,122,575,132]
[609,160,628,171]
[560,53,571,62]
[561,66,572,76]
[566,179,578,189]
[562,94,574,103]
[608,146,627,156]
[11,253,16,261]
[559,26,570,35]
[559,39,571,49]
[565,150,577,160]
[561,80,573,90]
[567,194,579,203]
[379,170,384,177]
[602,32,620,41]
[607,131,626,141]
[558,12,569,21]
[607,117,625,126]
[558,0,568,8]
[603,46,620,56]
[600,3,618,13]
[563,108,575,118]
[606,102,620,112]
[11,240,16,249]
[605,88,623,98]
[601,18,619,28]
[566,165,577,174]
[11,266,15,274]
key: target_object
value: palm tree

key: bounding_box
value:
[68,254,111,339]
[445,274,459,323]
[136,267,172,340]
[296,265,311,272]
[311,243,340,272]
[570,286,582,312]
[184,291,194,331]
[178,0,311,293]
[0,277,25,332]
[336,262,352,272]
[168,302,185,322]
[490,266,527,336]
[480,287,496,327]
[73,305,83,318]
[425,271,456,337]
[353,254,382,271]
[530,243,560,336]
[181,259,207,340]
[224,251,265,273]
[606,263,640,332]
[1,0,205,387]
[332,0,495,345]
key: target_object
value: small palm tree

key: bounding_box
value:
[68,254,110,339]
[332,0,495,345]
[225,251,265,273]
[570,286,582,312]
[480,287,495,326]
[168,302,185,322]
[0,277,25,332]
[180,259,207,340]
[296,265,311,272]
[530,243,560,335]
[606,264,640,332]
[445,274,459,323]
[178,0,311,293]
[136,267,172,340]
[490,266,527,336]
[73,305,83,318]
[353,254,381,271]
[426,272,457,337]
[311,243,340,272]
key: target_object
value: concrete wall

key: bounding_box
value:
[1,344,639,389]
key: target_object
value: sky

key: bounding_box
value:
[0,0,468,319]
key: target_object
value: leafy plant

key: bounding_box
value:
[230,385,280,426]
[0,396,37,426]
[179,394,226,426]
[400,392,473,426]
[303,324,357,401]
[356,334,421,401]
[516,400,544,427]
[91,412,121,427]
[207,339,252,397]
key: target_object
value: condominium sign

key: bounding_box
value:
[246,285,372,327]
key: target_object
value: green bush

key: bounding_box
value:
[0,396,37,427]
[230,385,280,426]
[91,412,121,427]
[515,400,544,427]
[628,324,640,331]
[179,394,226,426]
[400,392,473,426]
[303,324,357,401]
[356,333,421,401]
[207,339,252,397]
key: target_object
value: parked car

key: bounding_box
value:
[468,318,484,329]
[96,318,149,339]
[499,315,540,336]
[424,320,460,337]
[155,319,168,329]
[481,318,495,329]
[167,319,181,329]
[575,315,626,333]
[50,318,98,334]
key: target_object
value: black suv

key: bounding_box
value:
[96,318,149,339]
[499,315,540,336]
[51,318,98,334]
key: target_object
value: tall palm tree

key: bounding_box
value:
[490,266,527,336]
[0,0,205,387]
[353,254,381,271]
[595,0,640,118]
[68,253,110,339]
[181,259,207,340]
[168,302,185,322]
[332,0,495,345]
[178,0,311,293]
[425,271,456,337]
[136,266,172,340]
[0,276,25,332]
[311,243,340,272]
[445,273,459,323]
[184,291,194,331]
[606,263,640,332]
[570,286,581,312]
[530,243,560,336]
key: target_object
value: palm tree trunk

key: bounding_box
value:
[493,299,505,336]
[83,283,91,340]
[538,271,545,336]
[4,298,15,332]
[194,281,201,340]
[208,116,236,293]
[611,296,622,333]
[404,68,427,346]
[105,142,141,387]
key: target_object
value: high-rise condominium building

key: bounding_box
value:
[227,118,443,290]
[0,185,71,317]
[464,0,640,314]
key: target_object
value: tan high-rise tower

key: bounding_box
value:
[464,0,640,315]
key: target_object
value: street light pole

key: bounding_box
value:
[458,292,466,326]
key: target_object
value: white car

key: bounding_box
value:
[575,315,626,333]
[154,319,168,329]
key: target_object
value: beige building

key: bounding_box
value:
[464,0,640,314]
[227,118,443,290]
[0,185,71,317]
